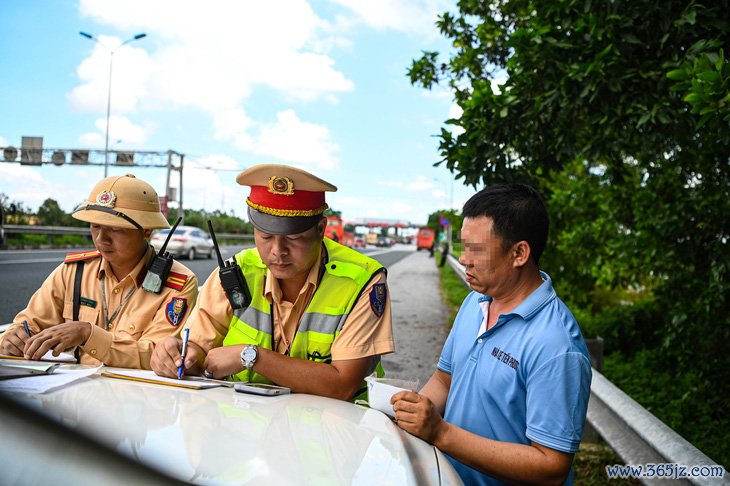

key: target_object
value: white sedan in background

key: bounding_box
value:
[151,225,214,260]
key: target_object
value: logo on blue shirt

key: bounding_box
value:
[492,346,520,370]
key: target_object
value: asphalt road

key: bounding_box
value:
[0,245,413,325]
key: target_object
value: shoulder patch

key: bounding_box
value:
[164,271,189,291]
[369,283,387,318]
[165,297,188,326]
[64,250,101,264]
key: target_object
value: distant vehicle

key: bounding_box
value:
[416,227,435,251]
[366,233,378,246]
[376,236,392,247]
[150,225,214,260]
[325,216,355,248]
[354,236,366,248]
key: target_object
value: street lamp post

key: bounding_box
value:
[79,31,147,177]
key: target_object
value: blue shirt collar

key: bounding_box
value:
[476,271,556,322]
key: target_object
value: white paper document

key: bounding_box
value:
[0,366,100,394]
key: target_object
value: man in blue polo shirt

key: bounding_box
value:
[392,183,592,485]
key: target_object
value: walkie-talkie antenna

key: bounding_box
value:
[208,220,225,268]
[159,217,183,256]
[141,216,183,294]
[207,219,251,309]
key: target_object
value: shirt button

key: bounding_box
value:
[129,324,135,331]
[113,288,120,295]
[478,338,483,344]
[90,349,97,355]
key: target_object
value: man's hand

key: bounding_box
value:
[0,326,32,356]
[23,321,91,361]
[391,390,448,445]
[203,345,244,379]
[151,336,205,378]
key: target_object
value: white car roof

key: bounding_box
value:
[1,366,462,485]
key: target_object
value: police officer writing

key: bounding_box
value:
[151,164,394,401]
[0,174,198,369]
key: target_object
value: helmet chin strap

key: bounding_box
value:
[74,204,143,230]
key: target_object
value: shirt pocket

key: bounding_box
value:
[63,298,100,326]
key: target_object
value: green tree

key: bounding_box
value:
[171,209,253,235]
[36,198,71,226]
[410,0,729,464]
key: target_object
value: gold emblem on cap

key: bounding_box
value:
[268,176,294,196]
[95,191,117,208]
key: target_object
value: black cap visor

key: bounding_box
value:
[248,207,323,235]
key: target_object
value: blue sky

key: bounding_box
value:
[0,0,480,226]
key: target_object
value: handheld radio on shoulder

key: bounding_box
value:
[208,220,251,310]
[142,217,182,294]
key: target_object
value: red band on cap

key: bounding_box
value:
[247,186,327,216]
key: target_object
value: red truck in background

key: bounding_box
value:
[416,227,435,251]
[326,216,355,247]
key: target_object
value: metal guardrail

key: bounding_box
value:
[2,224,254,241]
[444,253,725,485]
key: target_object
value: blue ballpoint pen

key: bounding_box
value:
[178,328,190,379]
[22,320,32,337]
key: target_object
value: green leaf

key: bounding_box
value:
[697,71,721,82]
[666,69,689,80]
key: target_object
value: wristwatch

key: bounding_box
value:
[240,344,258,370]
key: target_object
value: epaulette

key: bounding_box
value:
[164,271,189,291]
[64,250,102,264]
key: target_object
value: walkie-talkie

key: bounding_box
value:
[142,217,182,293]
[208,220,251,309]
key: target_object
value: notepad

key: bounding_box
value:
[101,369,229,390]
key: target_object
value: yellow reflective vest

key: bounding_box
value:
[222,238,386,401]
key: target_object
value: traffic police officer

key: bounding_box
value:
[0,174,198,369]
[151,164,394,401]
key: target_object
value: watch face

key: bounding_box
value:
[243,346,257,365]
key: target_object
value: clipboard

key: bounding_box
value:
[0,363,61,380]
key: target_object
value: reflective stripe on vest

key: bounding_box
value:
[221,239,386,400]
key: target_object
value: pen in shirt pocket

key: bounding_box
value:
[22,320,33,337]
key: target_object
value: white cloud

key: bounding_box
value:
[332,0,451,37]
[448,103,465,135]
[232,110,340,169]
[0,165,88,211]
[76,0,353,112]
[73,0,354,166]
[78,115,152,147]
[0,136,8,147]
[69,37,152,114]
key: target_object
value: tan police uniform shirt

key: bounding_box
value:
[2,246,198,369]
[187,243,394,361]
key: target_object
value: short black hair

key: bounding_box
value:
[462,183,549,265]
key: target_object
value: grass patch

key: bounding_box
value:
[434,250,470,328]
[573,443,640,485]
[6,234,92,246]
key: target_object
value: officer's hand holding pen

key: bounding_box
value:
[0,321,33,356]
